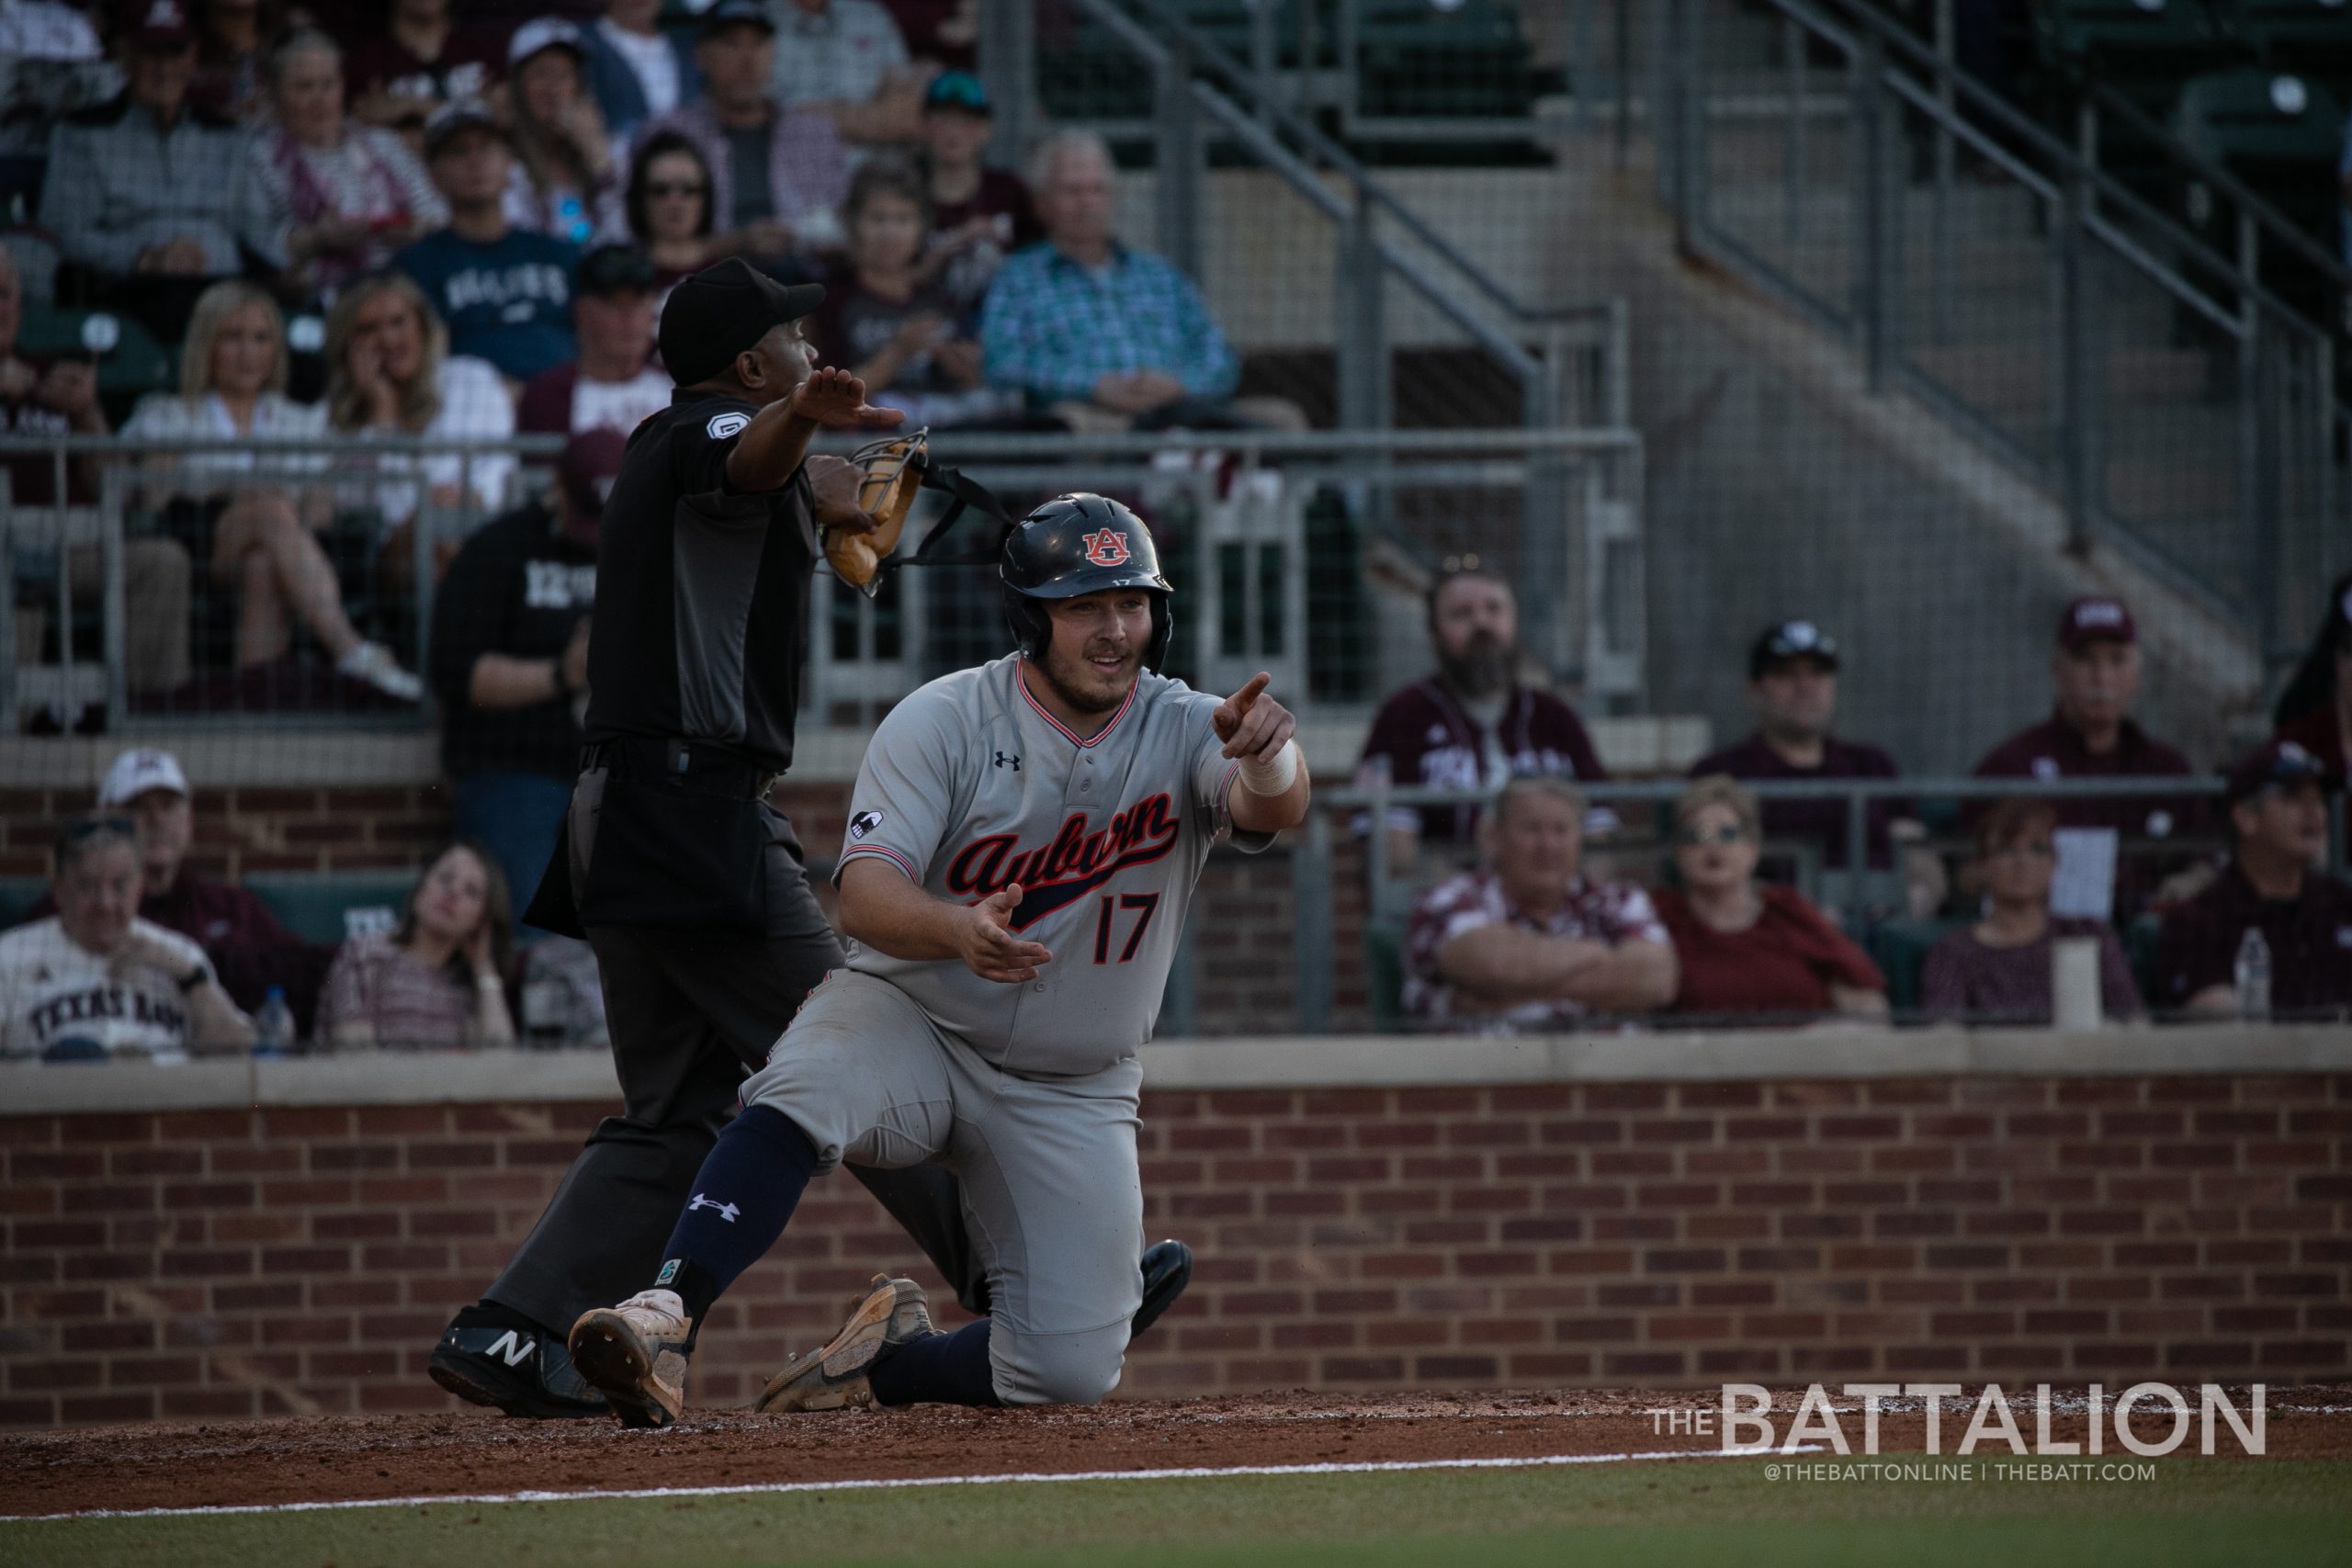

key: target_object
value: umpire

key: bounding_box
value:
[428,260,975,1416]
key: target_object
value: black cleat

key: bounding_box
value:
[1131,1238,1193,1339]
[430,1316,610,1419]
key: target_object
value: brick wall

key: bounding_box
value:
[5,1072,2345,1426]
[0,784,1350,1036]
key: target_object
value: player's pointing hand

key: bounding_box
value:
[1215,671,1296,762]
[790,366,907,431]
[957,883,1056,985]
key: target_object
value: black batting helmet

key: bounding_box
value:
[1001,493,1175,669]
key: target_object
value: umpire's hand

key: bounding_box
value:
[956,883,1054,984]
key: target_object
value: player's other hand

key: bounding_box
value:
[1214,671,1296,761]
[790,366,907,432]
[957,883,1054,985]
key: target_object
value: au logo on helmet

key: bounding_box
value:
[1080,528,1131,568]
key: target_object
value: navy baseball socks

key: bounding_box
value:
[657,1105,820,1328]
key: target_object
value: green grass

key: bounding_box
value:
[5,1458,2346,1568]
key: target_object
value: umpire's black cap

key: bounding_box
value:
[658,258,823,388]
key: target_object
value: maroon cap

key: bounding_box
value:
[2223,738,2335,807]
[2056,596,2136,651]
[558,428,628,544]
[121,0,194,47]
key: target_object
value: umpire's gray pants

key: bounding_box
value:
[743,969,1146,1406]
[482,767,983,1337]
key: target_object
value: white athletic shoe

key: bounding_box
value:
[569,1288,693,1428]
[337,640,423,702]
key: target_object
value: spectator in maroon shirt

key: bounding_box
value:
[20,749,332,1032]
[344,0,503,152]
[516,242,668,437]
[1972,595,2208,912]
[2269,570,2351,786]
[2154,740,2352,1020]
[1921,798,2143,1026]
[1402,775,1676,1032]
[915,71,1038,316]
[1654,774,1886,1026]
[1354,564,1609,876]
[1686,618,1943,914]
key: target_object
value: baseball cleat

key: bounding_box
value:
[568,1288,693,1428]
[1132,1238,1193,1339]
[754,1274,934,1414]
[429,1314,608,1419]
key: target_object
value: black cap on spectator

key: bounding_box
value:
[121,0,194,49]
[423,100,507,161]
[924,71,990,115]
[657,258,822,387]
[2223,739,2335,807]
[577,243,657,299]
[698,0,775,39]
[1748,619,1840,679]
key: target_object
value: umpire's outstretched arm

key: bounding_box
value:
[724,365,902,493]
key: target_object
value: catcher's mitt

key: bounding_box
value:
[826,427,930,594]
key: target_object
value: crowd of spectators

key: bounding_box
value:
[1374,574,2352,1034]
[3,0,1304,731]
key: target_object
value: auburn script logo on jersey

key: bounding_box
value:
[946,793,1180,929]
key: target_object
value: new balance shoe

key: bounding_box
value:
[753,1274,934,1414]
[429,1313,608,1419]
[569,1288,693,1428]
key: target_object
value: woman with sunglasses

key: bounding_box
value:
[0,815,255,1062]
[1652,774,1887,1026]
[616,131,722,307]
[1921,798,2143,1025]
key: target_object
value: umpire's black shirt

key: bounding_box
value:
[582,389,819,773]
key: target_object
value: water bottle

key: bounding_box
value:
[2233,928,2272,1022]
[253,987,294,1058]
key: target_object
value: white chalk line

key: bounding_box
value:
[6,1442,1816,1524]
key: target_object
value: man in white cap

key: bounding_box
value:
[21,749,326,1031]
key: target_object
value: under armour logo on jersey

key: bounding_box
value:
[706,411,750,440]
[995,751,1020,771]
[687,1193,740,1223]
[1080,528,1131,567]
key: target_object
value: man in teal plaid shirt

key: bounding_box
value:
[978,130,1304,433]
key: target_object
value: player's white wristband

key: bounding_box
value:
[1238,739,1300,795]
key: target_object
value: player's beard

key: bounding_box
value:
[1038,639,1140,716]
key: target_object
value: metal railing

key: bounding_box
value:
[1278,770,2346,1034]
[1654,0,2346,674]
[0,427,1644,729]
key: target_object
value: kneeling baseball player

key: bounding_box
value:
[567,494,1310,1423]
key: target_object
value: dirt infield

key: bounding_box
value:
[7,1385,2347,1518]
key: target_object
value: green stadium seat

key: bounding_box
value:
[2173,67,2345,327]
[0,875,48,931]
[1864,914,1972,1014]
[11,303,175,402]
[1352,0,1539,120]
[2036,0,2241,118]
[1364,917,1408,1032]
[2220,0,2352,96]
[242,872,415,947]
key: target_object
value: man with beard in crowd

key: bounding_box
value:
[1352,564,1608,877]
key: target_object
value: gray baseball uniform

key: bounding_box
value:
[741,651,1273,1403]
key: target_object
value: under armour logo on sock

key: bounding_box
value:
[687,1193,741,1223]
